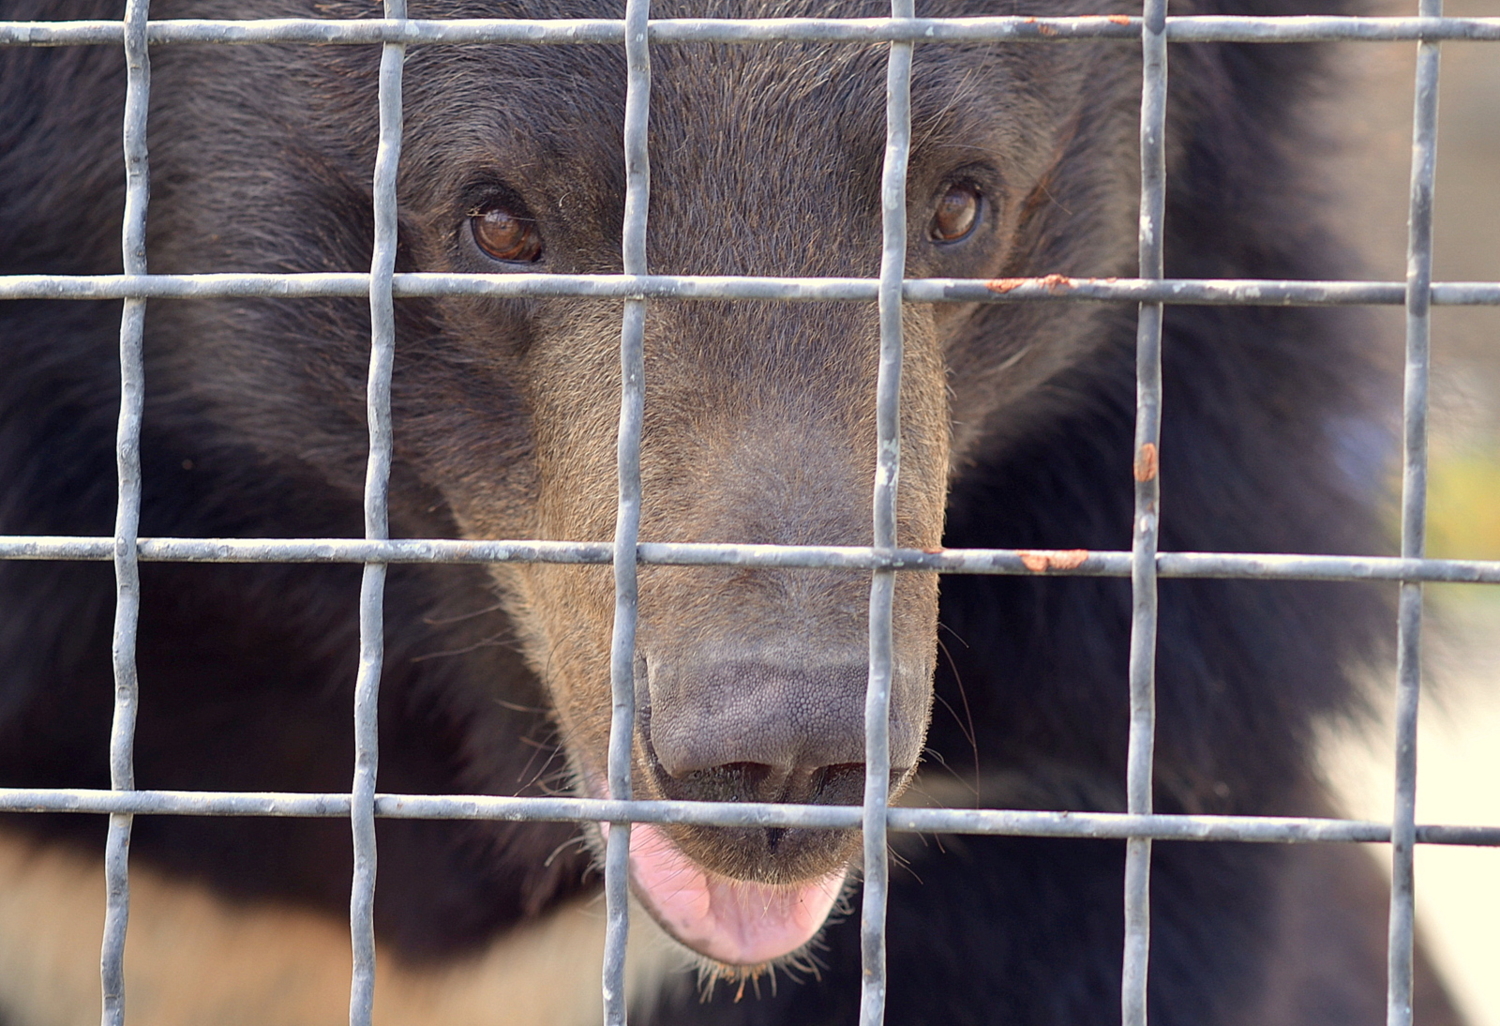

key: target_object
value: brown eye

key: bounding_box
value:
[470,204,543,263]
[930,182,981,243]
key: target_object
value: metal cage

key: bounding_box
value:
[2,4,1500,1026]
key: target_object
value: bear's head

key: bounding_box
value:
[147,0,1138,971]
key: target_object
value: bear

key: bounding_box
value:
[0,0,1466,1023]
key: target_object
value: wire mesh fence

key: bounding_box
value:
[1,4,1499,1026]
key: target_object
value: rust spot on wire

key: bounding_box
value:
[1134,442,1158,482]
[985,273,1076,294]
[1108,14,1132,24]
[1019,549,1090,572]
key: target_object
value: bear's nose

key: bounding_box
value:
[642,660,920,788]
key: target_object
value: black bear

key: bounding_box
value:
[0,0,1464,1023]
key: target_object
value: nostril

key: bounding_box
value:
[655,759,880,807]
[666,761,787,802]
[726,761,776,792]
[811,762,868,806]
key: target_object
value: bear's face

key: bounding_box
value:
[147,0,1138,971]
[406,38,966,965]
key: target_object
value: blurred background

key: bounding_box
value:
[1318,3,1500,1023]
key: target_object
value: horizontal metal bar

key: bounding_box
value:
[0,788,1496,846]
[1161,14,1500,41]
[935,277,1500,307]
[2,272,1499,307]
[2,536,1498,584]
[4,15,1500,47]
[0,536,616,564]
[1156,550,1500,584]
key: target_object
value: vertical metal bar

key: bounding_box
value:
[603,0,650,1021]
[349,5,406,1025]
[101,3,152,1025]
[860,2,912,1023]
[1123,1,1168,1024]
[1388,6,1441,1026]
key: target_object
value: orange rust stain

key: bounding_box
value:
[1108,14,1132,23]
[1134,442,1159,482]
[986,273,1076,294]
[1049,549,1090,570]
[922,546,945,555]
[1037,23,1058,34]
[1018,549,1091,572]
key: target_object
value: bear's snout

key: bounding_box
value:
[640,657,925,800]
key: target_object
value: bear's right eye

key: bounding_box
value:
[470,204,543,263]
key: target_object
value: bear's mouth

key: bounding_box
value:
[598,818,848,968]
[575,667,892,967]
[585,746,856,968]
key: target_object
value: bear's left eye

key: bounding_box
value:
[470,203,543,263]
[929,182,981,244]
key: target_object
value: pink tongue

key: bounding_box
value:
[604,822,845,966]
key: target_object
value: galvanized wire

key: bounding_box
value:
[3,536,1500,582]
[1121,1,1167,1023]
[347,5,406,1025]
[2,787,1498,846]
[6,15,1500,47]
[1387,4,1442,1025]
[859,1,912,1020]
[100,2,151,1024]
[5,271,1500,305]
[602,0,652,1019]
